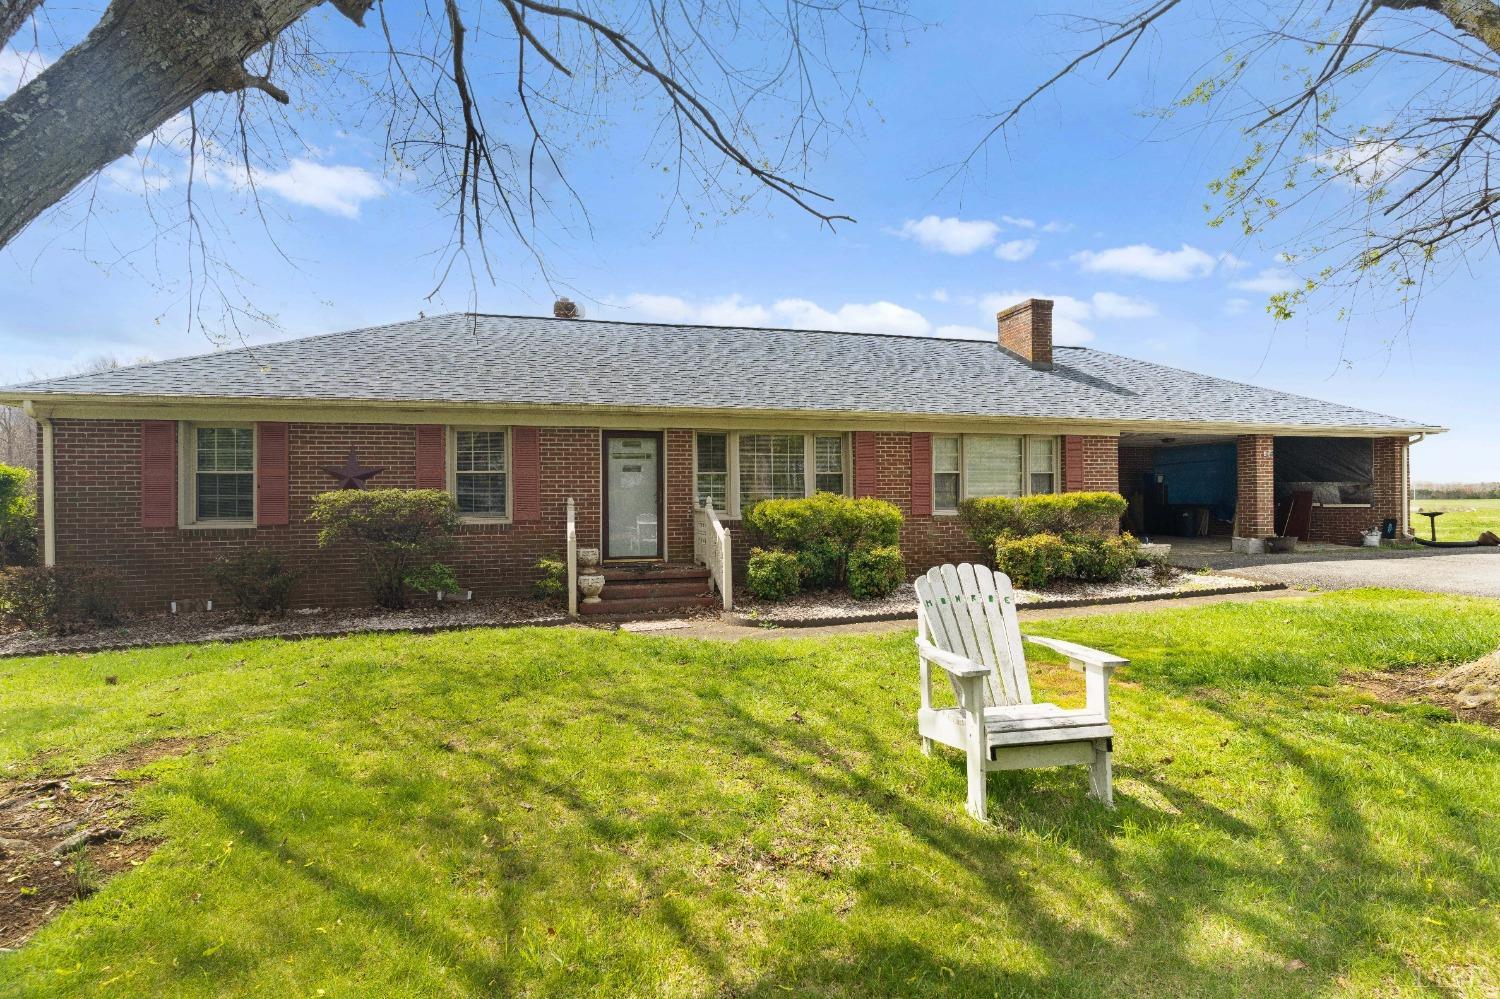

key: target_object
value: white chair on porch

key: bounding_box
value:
[915,563,1127,820]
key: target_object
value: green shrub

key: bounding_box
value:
[994,533,1074,590]
[744,493,902,588]
[1068,533,1140,583]
[746,548,801,601]
[847,545,906,599]
[309,489,460,609]
[0,464,37,568]
[960,491,1127,552]
[533,556,568,602]
[794,538,842,591]
[210,549,300,622]
[0,565,123,634]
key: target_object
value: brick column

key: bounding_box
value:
[1235,434,1275,543]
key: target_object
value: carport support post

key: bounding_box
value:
[1234,434,1275,554]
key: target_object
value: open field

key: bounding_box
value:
[1412,497,1500,542]
[2,590,1498,997]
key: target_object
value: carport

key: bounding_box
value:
[1117,432,1411,550]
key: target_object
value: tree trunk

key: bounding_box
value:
[0,0,361,249]
[1,0,46,49]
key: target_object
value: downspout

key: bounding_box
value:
[23,401,55,567]
[1405,433,1426,538]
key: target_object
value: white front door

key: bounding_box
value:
[603,432,662,560]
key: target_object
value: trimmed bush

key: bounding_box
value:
[210,549,300,622]
[745,493,902,588]
[0,464,37,568]
[746,548,801,601]
[309,488,460,609]
[0,565,123,634]
[994,533,1074,590]
[960,491,1127,550]
[848,545,906,600]
[1069,533,1140,583]
[533,556,567,602]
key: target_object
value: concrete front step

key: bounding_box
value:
[600,579,711,601]
[579,593,718,616]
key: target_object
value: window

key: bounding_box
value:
[739,434,805,510]
[193,426,254,523]
[933,435,961,513]
[965,435,1024,499]
[1028,437,1057,494]
[932,435,1060,512]
[814,435,846,494]
[454,429,508,518]
[695,432,728,510]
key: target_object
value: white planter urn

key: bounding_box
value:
[578,573,606,604]
[576,547,601,572]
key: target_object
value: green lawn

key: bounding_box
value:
[1411,497,1500,542]
[2,590,1499,997]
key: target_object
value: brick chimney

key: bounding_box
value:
[996,298,1053,370]
[552,296,579,319]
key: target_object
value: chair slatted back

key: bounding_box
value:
[915,563,1032,706]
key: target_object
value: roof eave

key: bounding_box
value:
[0,389,1447,438]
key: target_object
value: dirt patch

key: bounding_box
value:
[0,737,211,949]
[1348,650,1500,728]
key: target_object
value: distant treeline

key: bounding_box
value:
[1414,482,1500,499]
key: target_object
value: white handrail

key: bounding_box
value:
[565,497,578,618]
[694,498,733,611]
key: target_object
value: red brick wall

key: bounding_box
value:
[1118,445,1155,495]
[664,429,695,561]
[1236,434,1276,538]
[45,419,602,611]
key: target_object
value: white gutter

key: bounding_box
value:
[23,401,55,567]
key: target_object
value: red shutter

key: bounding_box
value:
[256,422,289,526]
[854,431,878,498]
[909,432,933,517]
[1064,435,1085,492]
[511,426,540,521]
[414,425,446,490]
[140,420,177,528]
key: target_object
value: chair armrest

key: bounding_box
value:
[1022,634,1128,673]
[915,637,990,678]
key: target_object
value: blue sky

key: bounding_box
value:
[1,3,1494,480]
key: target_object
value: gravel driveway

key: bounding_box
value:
[1165,537,1500,598]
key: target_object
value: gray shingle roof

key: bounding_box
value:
[1,313,1438,432]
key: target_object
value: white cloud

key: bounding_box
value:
[1090,291,1158,319]
[1231,268,1299,294]
[1040,220,1072,233]
[1316,141,1427,189]
[772,298,931,336]
[245,158,384,218]
[928,288,950,303]
[933,324,990,340]
[994,238,1038,262]
[1072,242,1220,281]
[895,215,999,255]
[102,158,175,195]
[1223,297,1251,316]
[0,48,49,98]
[615,294,932,336]
[1000,215,1037,230]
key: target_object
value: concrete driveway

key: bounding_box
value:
[1164,537,1500,599]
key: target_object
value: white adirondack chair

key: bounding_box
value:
[915,563,1126,820]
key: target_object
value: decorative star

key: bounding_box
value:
[323,447,385,489]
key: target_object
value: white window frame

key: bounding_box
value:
[179,422,257,528]
[931,434,1061,515]
[447,426,513,524]
[694,431,851,518]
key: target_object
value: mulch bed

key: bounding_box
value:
[0,599,569,659]
[731,569,1279,627]
[0,737,212,950]
[1348,650,1500,728]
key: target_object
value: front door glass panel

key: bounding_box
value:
[606,435,660,558]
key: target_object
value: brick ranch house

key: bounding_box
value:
[1,299,1443,612]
